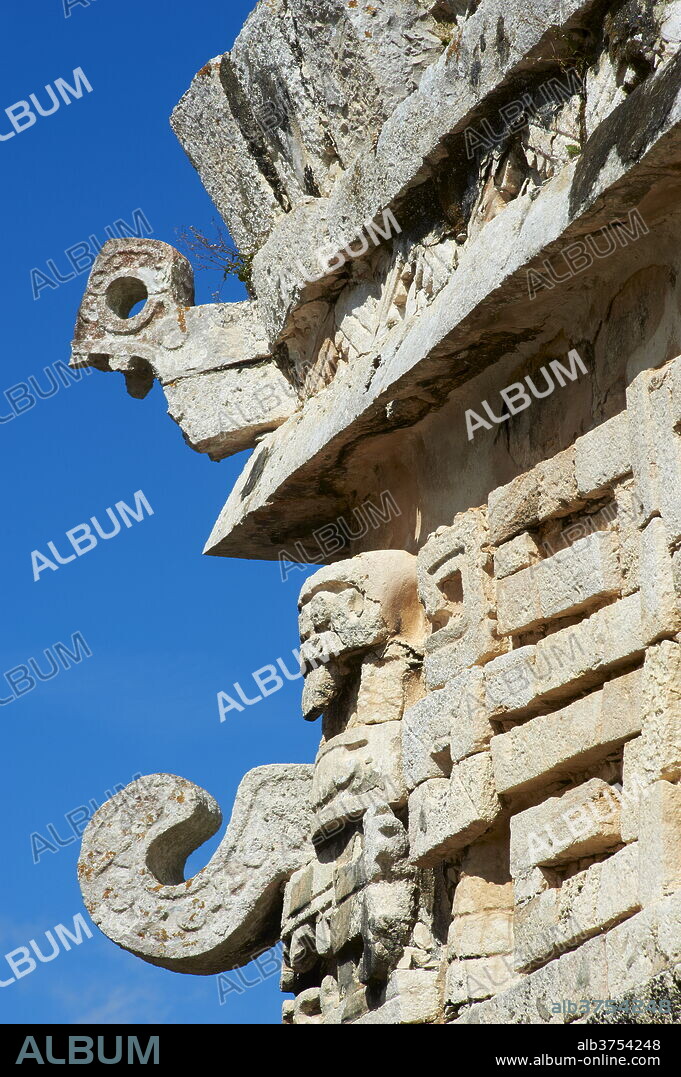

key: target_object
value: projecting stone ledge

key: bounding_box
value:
[250,0,605,340]
[170,0,450,258]
[70,238,295,460]
[203,53,681,560]
[171,0,609,342]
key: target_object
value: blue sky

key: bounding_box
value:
[1,0,320,1025]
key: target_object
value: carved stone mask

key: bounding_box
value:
[298,550,425,721]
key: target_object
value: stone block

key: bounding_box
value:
[360,878,416,981]
[171,57,284,255]
[402,690,452,790]
[493,532,542,580]
[334,857,366,903]
[484,646,539,717]
[574,412,631,497]
[627,366,660,526]
[361,804,409,883]
[639,640,681,784]
[648,355,681,544]
[490,668,642,795]
[452,840,514,917]
[165,362,295,462]
[620,735,645,843]
[485,601,631,722]
[496,569,543,636]
[514,845,639,972]
[510,778,622,877]
[496,530,621,635]
[355,651,416,725]
[312,720,407,838]
[449,910,513,959]
[356,970,440,1024]
[407,778,452,868]
[637,780,681,905]
[446,954,519,1007]
[604,900,669,998]
[290,922,317,972]
[316,917,332,959]
[466,890,678,1016]
[329,894,363,954]
[420,510,505,689]
[639,517,681,645]
[535,593,643,707]
[512,866,552,905]
[628,356,681,541]
[448,668,495,765]
[615,481,643,596]
[408,752,499,867]
[448,753,501,856]
[340,984,370,1023]
[488,448,579,545]
[283,864,314,920]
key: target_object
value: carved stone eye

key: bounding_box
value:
[105,276,149,320]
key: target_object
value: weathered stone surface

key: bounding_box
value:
[452,934,608,1023]
[450,910,513,959]
[637,780,681,905]
[604,894,681,998]
[360,878,416,981]
[638,639,681,784]
[639,517,681,643]
[312,722,408,837]
[485,594,644,721]
[362,803,410,883]
[584,966,681,1024]
[172,0,446,256]
[251,0,607,336]
[496,530,621,635]
[452,839,515,916]
[630,355,681,542]
[70,239,294,459]
[72,0,681,1028]
[493,533,542,581]
[78,767,314,973]
[490,669,642,795]
[171,58,285,256]
[509,778,623,877]
[356,969,440,1024]
[488,448,580,547]
[165,363,295,460]
[574,411,631,497]
[418,511,505,690]
[328,894,363,955]
[409,752,500,867]
[455,895,681,1023]
[620,735,646,844]
[514,845,640,972]
[402,690,452,790]
[616,481,644,596]
[446,955,520,1008]
[293,987,322,1024]
[403,665,494,790]
[298,550,425,720]
[206,53,681,561]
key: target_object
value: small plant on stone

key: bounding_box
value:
[176,221,255,299]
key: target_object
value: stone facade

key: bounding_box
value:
[74,0,681,1024]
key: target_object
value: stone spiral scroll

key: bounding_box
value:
[78,766,314,974]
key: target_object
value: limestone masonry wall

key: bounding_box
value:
[73,0,681,1024]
